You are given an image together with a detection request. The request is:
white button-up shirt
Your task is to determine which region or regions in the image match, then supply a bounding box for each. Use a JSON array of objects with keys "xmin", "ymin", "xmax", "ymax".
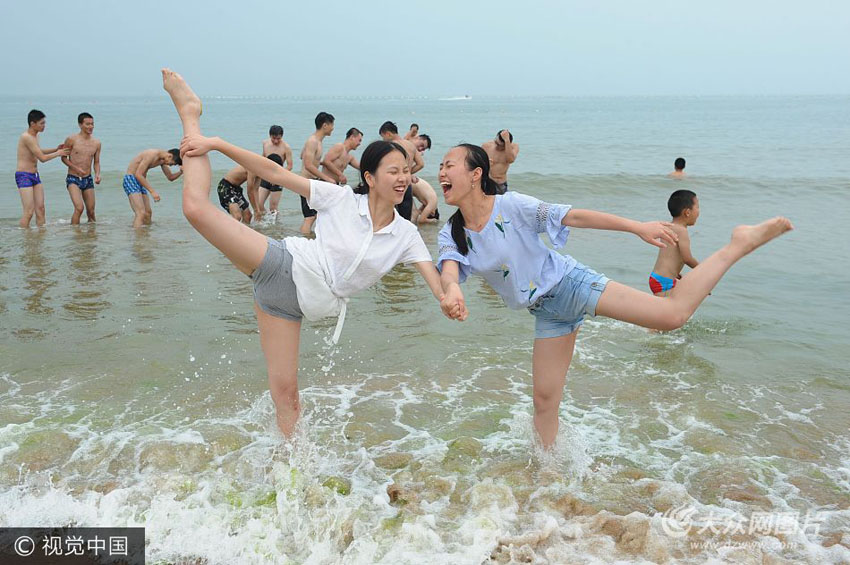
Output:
[{"xmin": 285, "ymin": 180, "xmax": 432, "ymax": 330}]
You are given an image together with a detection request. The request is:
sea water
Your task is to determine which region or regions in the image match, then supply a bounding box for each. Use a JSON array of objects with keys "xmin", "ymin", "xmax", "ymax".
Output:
[{"xmin": 1, "ymin": 94, "xmax": 848, "ymax": 563}]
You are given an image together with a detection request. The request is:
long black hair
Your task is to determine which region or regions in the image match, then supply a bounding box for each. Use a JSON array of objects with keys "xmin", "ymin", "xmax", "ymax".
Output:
[
  {"xmin": 449, "ymin": 143, "xmax": 498, "ymax": 255},
  {"xmin": 353, "ymin": 140, "xmax": 408, "ymax": 194}
]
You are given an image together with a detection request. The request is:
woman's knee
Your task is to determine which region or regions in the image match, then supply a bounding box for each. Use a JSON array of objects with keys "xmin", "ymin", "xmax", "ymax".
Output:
[{"xmin": 533, "ymin": 388, "xmax": 563, "ymax": 413}]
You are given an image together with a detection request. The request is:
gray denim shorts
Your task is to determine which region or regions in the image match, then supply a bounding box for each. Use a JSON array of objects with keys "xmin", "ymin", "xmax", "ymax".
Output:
[
  {"xmin": 250, "ymin": 238, "xmax": 303, "ymax": 321},
  {"xmin": 527, "ymin": 261, "xmax": 609, "ymax": 339}
]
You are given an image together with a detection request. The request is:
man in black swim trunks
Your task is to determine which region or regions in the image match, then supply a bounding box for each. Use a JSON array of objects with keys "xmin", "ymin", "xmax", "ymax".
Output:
[
  {"xmin": 256, "ymin": 125, "xmax": 293, "ymax": 217},
  {"xmin": 216, "ymin": 163, "xmax": 254, "ymax": 224},
  {"xmin": 482, "ymin": 129, "xmax": 519, "ymax": 194},
  {"xmin": 297, "ymin": 112, "xmax": 336, "ymax": 234}
]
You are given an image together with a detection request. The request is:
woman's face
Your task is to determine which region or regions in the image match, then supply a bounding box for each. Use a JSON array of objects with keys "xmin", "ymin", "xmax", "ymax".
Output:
[
  {"xmin": 439, "ymin": 146, "xmax": 478, "ymax": 206},
  {"xmin": 368, "ymin": 150, "xmax": 410, "ymax": 205}
]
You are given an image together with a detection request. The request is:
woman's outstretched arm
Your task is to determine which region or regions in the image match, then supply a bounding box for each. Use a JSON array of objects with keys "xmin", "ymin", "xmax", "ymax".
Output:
[
  {"xmin": 181, "ymin": 134, "xmax": 311, "ymax": 198},
  {"xmin": 563, "ymin": 208, "xmax": 678, "ymax": 249}
]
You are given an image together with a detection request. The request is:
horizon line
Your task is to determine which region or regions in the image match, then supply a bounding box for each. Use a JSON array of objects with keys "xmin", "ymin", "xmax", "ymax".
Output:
[{"xmin": 1, "ymin": 92, "xmax": 849, "ymax": 100}]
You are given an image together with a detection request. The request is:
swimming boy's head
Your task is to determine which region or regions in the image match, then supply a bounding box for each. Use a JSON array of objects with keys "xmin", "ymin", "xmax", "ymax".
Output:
[
  {"xmin": 668, "ymin": 189, "xmax": 699, "ymax": 225},
  {"xmin": 353, "ymin": 140, "xmax": 409, "ymax": 206},
  {"xmin": 674, "ymin": 157, "xmax": 686, "ymax": 171},
  {"xmin": 27, "ymin": 109, "xmax": 46, "ymax": 131},
  {"xmin": 167, "ymin": 148, "xmax": 182, "ymax": 167},
  {"xmin": 78, "ymin": 112, "xmax": 94, "ymax": 134},
  {"xmin": 315, "ymin": 112, "xmax": 334, "ymax": 135},
  {"xmin": 409, "ymin": 123, "xmax": 419, "ymax": 135},
  {"xmin": 378, "ymin": 121, "xmax": 398, "ymax": 140},
  {"xmin": 267, "ymin": 153, "xmax": 283, "ymax": 166},
  {"xmin": 269, "ymin": 125, "xmax": 283, "ymax": 143}
]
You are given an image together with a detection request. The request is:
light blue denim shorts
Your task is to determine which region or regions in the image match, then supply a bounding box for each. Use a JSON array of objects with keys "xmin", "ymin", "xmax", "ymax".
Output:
[{"xmin": 527, "ymin": 262, "xmax": 609, "ymax": 339}]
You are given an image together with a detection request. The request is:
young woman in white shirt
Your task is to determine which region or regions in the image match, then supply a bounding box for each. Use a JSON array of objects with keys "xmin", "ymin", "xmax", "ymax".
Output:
[
  {"xmin": 162, "ymin": 69, "xmax": 465, "ymax": 438},
  {"xmin": 437, "ymin": 144, "xmax": 793, "ymax": 448}
]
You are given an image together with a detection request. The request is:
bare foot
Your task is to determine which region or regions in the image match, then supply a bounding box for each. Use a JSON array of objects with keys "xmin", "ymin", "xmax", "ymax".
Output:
[
  {"xmin": 161, "ymin": 68, "xmax": 202, "ymax": 122},
  {"xmin": 731, "ymin": 217, "xmax": 794, "ymax": 255}
]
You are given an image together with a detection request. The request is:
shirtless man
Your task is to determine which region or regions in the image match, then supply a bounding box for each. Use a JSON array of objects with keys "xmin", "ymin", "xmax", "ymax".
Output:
[
  {"xmin": 320, "ymin": 127, "xmax": 362, "ymax": 185},
  {"xmin": 413, "ymin": 134, "xmax": 431, "ymax": 154},
  {"xmin": 256, "ymin": 125, "xmax": 294, "ymax": 217},
  {"xmin": 409, "ymin": 134, "xmax": 438, "ymax": 224},
  {"xmin": 403, "ymin": 123, "xmax": 419, "ymax": 141},
  {"xmin": 298, "ymin": 111, "xmax": 336, "ymax": 234},
  {"xmin": 216, "ymin": 164, "xmax": 255, "ymax": 224},
  {"xmin": 378, "ymin": 121, "xmax": 423, "ymax": 221},
  {"xmin": 411, "ymin": 178, "xmax": 440, "ymax": 225},
  {"xmin": 62, "ymin": 112, "xmax": 102, "ymax": 224},
  {"xmin": 482, "ymin": 129, "xmax": 519, "ymax": 194},
  {"xmin": 122, "ymin": 148, "xmax": 182, "ymax": 228},
  {"xmin": 15, "ymin": 109, "xmax": 70, "ymax": 227}
]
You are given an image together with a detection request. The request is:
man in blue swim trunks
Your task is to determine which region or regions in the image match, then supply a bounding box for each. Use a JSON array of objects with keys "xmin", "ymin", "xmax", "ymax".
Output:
[
  {"xmin": 123, "ymin": 148, "xmax": 182, "ymax": 228},
  {"xmin": 62, "ymin": 112, "xmax": 102, "ymax": 224},
  {"xmin": 15, "ymin": 109, "xmax": 70, "ymax": 227}
]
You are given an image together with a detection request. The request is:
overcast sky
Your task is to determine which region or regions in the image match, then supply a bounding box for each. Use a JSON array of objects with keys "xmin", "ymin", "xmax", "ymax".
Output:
[{"xmin": 2, "ymin": 0, "xmax": 848, "ymax": 97}]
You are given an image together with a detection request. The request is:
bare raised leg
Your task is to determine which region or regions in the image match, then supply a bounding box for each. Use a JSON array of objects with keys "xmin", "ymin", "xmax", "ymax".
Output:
[
  {"xmin": 162, "ymin": 69, "xmax": 202, "ymax": 136},
  {"xmin": 596, "ymin": 217, "xmax": 794, "ymax": 330},
  {"xmin": 256, "ymin": 305, "xmax": 302, "ymax": 437},
  {"xmin": 532, "ymin": 331, "xmax": 578, "ymax": 448},
  {"xmin": 162, "ymin": 68, "xmax": 267, "ymax": 275}
]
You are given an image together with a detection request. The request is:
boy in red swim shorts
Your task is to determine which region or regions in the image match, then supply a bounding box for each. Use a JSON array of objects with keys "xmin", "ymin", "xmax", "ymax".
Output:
[{"xmin": 650, "ymin": 189, "xmax": 701, "ymax": 296}]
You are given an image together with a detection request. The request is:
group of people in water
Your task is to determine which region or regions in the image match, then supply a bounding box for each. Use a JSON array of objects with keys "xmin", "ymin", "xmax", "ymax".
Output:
[
  {"xmin": 13, "ymin": 69, "xmax": 794, "ymax": 448},
  {"xmin": 14, "ymin": 104, "xmax": 521, "ymax": 235},
  {"xmin": 14, "ymin": 109, "xmax": 185, "ymax": 229}
]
